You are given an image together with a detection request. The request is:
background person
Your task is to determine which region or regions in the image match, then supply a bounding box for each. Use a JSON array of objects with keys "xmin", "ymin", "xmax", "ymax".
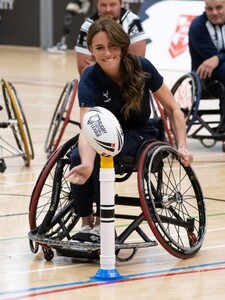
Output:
[
  {"xmin": 75, "ymin": 0, "xmax": 147, "ymax": 74},
  {"xmin": 48, "ymin": 0, "xmax": 91, "ymax": 54},
  {"xmin": 66, "ymin": 19, "xmax": 193, "ymax": 243},
  {"xmin": 188, "ymin": 0, "xmax": 225, "ymax": 132}
]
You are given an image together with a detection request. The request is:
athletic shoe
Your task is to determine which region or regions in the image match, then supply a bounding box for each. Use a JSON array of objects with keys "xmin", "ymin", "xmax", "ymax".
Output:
[
  {"xmin": 90, "ymin": 225, "xmax": 100, "ymax": 236},
  {"xmin": 71, "ymin": 225, "xmax": 100, "ymax": 244},
  {"xmin": 79, "ymin": 0, "xmax": 91, "ymax": 14},
  {"xmin": 47, "ymin": 43, "xmax": 67, "ymax": 54}
]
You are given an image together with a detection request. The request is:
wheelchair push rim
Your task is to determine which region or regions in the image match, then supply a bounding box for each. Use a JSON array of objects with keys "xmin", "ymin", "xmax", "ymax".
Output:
[{"xmin": 137, "ymin": 142, "xmax": 206, "ymax": 259}]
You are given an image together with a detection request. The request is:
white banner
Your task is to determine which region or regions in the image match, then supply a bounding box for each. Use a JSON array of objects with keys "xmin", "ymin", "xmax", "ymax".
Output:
[{"xmin": 142, "ymin": 1, "xmax": 204, "ymax": 73}]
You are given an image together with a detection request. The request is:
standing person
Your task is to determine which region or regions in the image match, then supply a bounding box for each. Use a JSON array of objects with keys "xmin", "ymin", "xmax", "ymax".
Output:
[
  {"xmin": 66, "ymin": 19, "xmax": 193, "ymax": 243},
  {"xmin": 75, "ymin": 0, "xmax": 147, "ymax": 74},
  {"xmin": 188, "ymin": 0, "xmax": 225, "ymax": 132},
  {"xmin": 48, "ymin": 0, "xmax": 91, "ymax": 54}
]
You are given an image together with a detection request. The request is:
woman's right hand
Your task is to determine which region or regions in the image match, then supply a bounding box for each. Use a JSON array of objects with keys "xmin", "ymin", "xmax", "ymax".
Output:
[{"xmin": 66, "ymin": 162, "xmax": 94, "ymax": 185}]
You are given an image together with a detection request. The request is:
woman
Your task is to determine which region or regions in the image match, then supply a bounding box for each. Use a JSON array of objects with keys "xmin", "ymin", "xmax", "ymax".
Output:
[{"xmin": 66, "ymin": 18, "xmax": 193, "ymax": 243}]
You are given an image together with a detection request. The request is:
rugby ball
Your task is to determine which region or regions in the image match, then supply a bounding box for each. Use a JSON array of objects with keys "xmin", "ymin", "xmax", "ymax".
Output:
[{"xmin": 83, "ymin": 107, "xmax": 124, "ymax": 157}]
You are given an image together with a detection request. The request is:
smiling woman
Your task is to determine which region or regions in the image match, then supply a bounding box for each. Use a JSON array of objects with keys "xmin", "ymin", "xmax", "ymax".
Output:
[
  {"xmin": 65, "ymin": 18, "xmax": 193, "ymax": 242},
  {"xmin": 89, "ymin": 30, "xmax": 123, "ymax": 84}
]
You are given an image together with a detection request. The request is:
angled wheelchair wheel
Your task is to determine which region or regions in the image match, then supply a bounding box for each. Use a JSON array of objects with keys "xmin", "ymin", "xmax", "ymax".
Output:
[
  {"xmin": 138, "ymin": 142, "xmax": 206, "ymax": 259},
  {"xmin": 29, "ymin": 135, "xmax": 80, "ymax": 253},
  {"xmin": 150, "ymin": 96, "xmax": 174, "ymax": 147},
  {"xmin": 45, "ymin": 79, "xmax": 79, "ymax": 156},
  {"xmin": 2, "ymin": 79, "xmax": 34, "ymax": 166},
  {"xmin": 171, "ymin": 72, "xmax": 201, "ymax": 133}
]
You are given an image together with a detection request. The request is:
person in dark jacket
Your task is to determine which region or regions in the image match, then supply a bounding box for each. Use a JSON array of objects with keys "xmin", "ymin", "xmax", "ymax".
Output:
[{"xmin": 188, "ymin": 0, "xmax": 225, "ymax": 132}]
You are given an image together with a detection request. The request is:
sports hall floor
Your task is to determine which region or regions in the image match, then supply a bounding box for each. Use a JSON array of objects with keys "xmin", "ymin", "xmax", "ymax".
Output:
[{"xmin": 0, "ymin": 46, "xmax": 225, "ymax": 299}]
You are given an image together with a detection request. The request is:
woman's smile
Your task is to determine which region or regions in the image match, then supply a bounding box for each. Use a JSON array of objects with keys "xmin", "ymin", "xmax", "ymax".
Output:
[{"xmin": 90, "ymin": 32, "xmax": 121, "ymax": 75}]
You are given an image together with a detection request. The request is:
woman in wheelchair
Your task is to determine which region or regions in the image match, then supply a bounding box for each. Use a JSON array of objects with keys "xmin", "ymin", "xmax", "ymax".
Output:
[{"xmin": 65, "ymin": 19, "xmax": 193, "ymax": 243}]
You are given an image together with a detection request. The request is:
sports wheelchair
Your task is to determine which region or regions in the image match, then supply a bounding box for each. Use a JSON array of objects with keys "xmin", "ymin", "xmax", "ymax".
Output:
[
  {"xmin": 28, "ymin": 118, "xmax": 206, "ymax": 262},
  {"xmin": 45, "ymin": 79, "xmax": 79, "ymax": 157},
  {"xmin": 171, "ymin": 71, "xmax": 225, "ymax": 151},
  {"xmin": 0, "ymin": 79, "xmax": 34, "ymax": 172}
]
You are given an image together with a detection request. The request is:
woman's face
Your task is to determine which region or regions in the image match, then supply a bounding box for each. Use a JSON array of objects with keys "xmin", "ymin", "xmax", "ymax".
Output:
[{"xmin": 90, "ymin": 31, "xmax": 122, "ymax": 74}]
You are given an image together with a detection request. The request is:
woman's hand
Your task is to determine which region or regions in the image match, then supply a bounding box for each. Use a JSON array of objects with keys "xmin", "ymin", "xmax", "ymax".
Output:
[
  {"xmin": 66, "ymin": 163, "xmax": 94, "ymax": 185},
  {"xmin": 177, "ymin": 147, "xmax": 193, "ymax": 166}
]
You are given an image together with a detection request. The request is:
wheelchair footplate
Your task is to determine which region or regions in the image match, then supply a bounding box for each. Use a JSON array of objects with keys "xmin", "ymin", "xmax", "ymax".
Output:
[{"xmin": 28, "ymin": 230, "xmax": 158, "ymax": 261}]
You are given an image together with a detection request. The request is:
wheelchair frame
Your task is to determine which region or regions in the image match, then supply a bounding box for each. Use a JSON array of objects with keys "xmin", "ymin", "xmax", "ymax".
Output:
[
  {"xmin": 45, "ymin": 79, "xmax": 79, "ymax": 157},
  {"xmin": 0, "ymin": 79, "xmax": 34, "ymax": 172},
  {"xmin": 171, "ymin": 71, "xmax": 225, "ymax": 151},
  {"xmin": 28, "ymin": 129, "xmax": 206, "ymax": 262}
]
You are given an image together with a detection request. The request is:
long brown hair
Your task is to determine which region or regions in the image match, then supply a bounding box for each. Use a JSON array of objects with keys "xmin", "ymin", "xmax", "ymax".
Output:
[{"xmin": 87, "ymin": 18, "xmax": 149, "ymax": 119}]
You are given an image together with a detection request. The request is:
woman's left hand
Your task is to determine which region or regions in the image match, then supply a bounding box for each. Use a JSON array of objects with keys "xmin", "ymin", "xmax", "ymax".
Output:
[{"xmin": 177, "ymin": 147, "xmax": 193, "ymax": 166}]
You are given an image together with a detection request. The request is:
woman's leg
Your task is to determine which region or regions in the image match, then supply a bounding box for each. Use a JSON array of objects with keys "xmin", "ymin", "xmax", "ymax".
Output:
[{"xmin": 70, "ymin": 147, "xmax": 100, "ymax": 227}]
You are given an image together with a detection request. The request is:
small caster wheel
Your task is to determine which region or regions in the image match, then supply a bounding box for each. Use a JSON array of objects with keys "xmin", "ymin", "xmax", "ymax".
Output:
[
  {"xmin": 29, "ymin": 238, "xmax": 39, "ymax": 254},
  {"xmin": 43, "ymin": 246, "xmax": 54, "ymax": 261},
  {"xmin": 222, "ymin": 142, "xmax": 225, "ymax": 152},
  {"xmin": 0, "ymin": 159, "xmax": 7, "ymax": 173},
  {"xmin": 188, "ymin": 231, "xmax": 197, "ymax": 246}
]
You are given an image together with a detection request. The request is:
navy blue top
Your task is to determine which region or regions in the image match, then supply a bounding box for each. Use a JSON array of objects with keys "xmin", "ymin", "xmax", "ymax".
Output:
[
  {"xmin": 78, "ymin": 56, "xmax": 163, "ymax": 131},
  {"xmin": 188, "ymin": 12, "xmax": 225, "ymax": 71}
]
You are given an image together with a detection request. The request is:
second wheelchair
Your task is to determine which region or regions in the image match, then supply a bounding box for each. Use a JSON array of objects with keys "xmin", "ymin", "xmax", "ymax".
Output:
[{"xmin": 171, "ymin": 71, "xmax": 225, "ymax": 151}]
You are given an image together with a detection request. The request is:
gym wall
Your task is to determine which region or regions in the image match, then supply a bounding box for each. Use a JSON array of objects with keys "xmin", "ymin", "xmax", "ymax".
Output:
[{"xmin": 0, "ymin": 0, "xmax": 142, "ymax": 48}]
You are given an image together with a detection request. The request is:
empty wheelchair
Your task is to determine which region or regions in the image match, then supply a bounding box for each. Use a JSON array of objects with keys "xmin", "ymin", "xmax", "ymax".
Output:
[
  {"xmin": 0, "ymin": 79, "xmax": 34, "ymax": 172},
  {"xmin": 28, "ymin": 117, "xmax": 206, "ymax": 262},
  {"xmin": 45, "ymin": 79, "xmax": 79, "ymax": 157},
  {"xmin": 171, "ymin": 71, "xmax": 225, "ymax": 151}
]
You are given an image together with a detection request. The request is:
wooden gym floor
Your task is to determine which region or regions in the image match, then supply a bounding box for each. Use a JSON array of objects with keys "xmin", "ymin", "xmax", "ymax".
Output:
[{"xmin": 0, "ymin": 46, "xmax": 225, "ymax": 300}]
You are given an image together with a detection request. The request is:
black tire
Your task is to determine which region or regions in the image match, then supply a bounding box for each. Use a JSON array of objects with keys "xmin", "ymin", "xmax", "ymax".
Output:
[
  {"xmin": 138, "ymin": 142, "xmax": 206, "ymax": 259},
  {"xmin": 150, "ymin": 96, "xmax": 175, "ymax": 147},
  {"xmin": 29, "ymin": 135, "xmax": 80, "ymax": 240},
  {"xmin": 2, "ymin": 79, "xmax": 34, "ymax": 165},
  {"xmin": 171, "ymin": 72, "xmax": 201, "ymax": 133},
  {"xmin": 45, "ymin": 79, "xmax": 78, "ymax": 156}
]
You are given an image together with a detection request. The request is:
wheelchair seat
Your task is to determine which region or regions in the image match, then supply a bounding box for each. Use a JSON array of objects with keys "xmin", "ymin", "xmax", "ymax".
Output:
[
  {"xmin": 28, "ymin": 117, "xmax": 206, "ymax": 262},
  {"xmin": 171, "ymin": 71, "xmax": 225, "ymax": 151}
]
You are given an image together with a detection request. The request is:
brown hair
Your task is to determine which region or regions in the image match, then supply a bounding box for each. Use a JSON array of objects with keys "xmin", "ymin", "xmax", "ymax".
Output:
[{"xmin": 87, "ymin": 18, "xmax": 149, "ymax": 119}]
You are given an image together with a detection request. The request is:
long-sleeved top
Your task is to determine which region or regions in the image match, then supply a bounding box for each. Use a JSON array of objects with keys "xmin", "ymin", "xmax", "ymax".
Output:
[{"xmin": 188, "ymin": 11, "xmax": 225, "ymax": 71}]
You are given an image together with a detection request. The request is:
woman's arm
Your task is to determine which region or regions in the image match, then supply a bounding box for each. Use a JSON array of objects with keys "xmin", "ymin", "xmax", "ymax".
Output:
[
  {"xmin": 66, "ymin": 107, "xmax": 96, "ymax": 184},
  {"xmin": 153, "ymin": 83, "xmax": 193, "ymax": 166}
]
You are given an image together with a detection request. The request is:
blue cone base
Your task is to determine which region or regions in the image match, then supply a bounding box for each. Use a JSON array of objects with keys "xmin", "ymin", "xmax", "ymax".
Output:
[{"xmin": 91, "ymin": 268, "xmax": 124, "ymax": 281}]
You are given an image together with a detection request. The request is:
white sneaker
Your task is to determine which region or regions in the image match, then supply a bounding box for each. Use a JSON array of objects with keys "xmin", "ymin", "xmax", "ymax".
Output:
[
  {"xmin": 90, "ymin": 225, "xmax": 100, "ymax": 236},
  {"xmin": 79, "ymin": 225, "xmax": 92, "ymax": 233},
  {"xmin": 66, "ymin": 0, "xmax": 90, "ymax": 14},
  {"xmin": 71, "ymin": 225, "xmax": 100, "ymax": 244},
  {"xmin": 47, "ymin": 43, "xmax": 67, "ymax": 54},
  {"xmin": 79, "ymin": 0, "xmax": 91, "ymax": 14}
]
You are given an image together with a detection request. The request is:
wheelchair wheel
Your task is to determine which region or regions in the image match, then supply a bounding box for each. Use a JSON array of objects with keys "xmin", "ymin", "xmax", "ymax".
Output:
[
  {"xmin": 171, "ymin": 72, "xmax": 201, "ymax": 133},
  {"xmin": 45, "ymin": 79, "xmax": 79, "ymax": 156},
  {"xmin": 29, "ymin": 135, "xmax": 80, "ymax": 248},
  {"xmin": 2, "ymin": 79, "xmax": 34, "ymax": 166},
  {"xmin": 138, "ymin": 142, "xmax": 206, "ymax": 259},
  {"xmin": 150, "ymin": 96, "xmax": 174, "ymax": 147}
]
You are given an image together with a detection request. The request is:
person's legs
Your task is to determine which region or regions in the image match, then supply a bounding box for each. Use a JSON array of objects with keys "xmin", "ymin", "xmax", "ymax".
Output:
[
  {"xmin": 70, "ymin": 126, "xmax": 158, "ymax": 242},
  {"xmin": 70, "ymin": 146, "xmax": 100, "ymax": 226},
  {"xmin": 48, "ymin": 0, "xmax": 91, "ymax": 53}
]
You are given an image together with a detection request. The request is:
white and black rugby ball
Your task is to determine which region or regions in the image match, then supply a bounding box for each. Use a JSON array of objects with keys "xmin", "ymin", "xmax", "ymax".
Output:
[{"xmin": 83, "ymin": 107, "xmax": 124, "ymax": 157}]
